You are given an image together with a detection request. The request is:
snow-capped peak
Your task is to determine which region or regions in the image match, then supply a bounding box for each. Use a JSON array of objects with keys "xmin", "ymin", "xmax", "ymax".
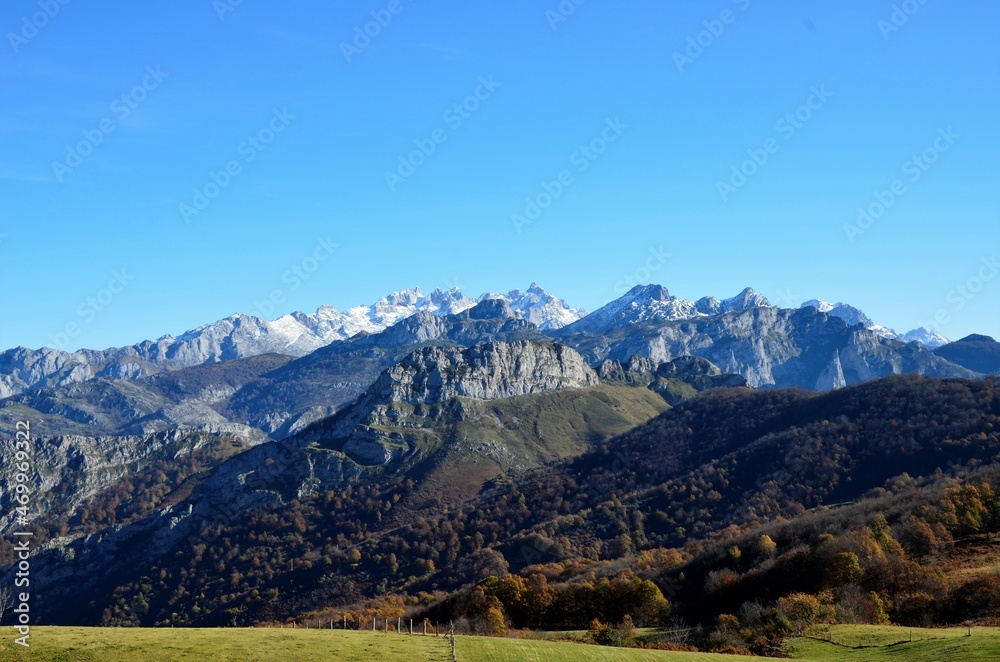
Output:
[
  {"xmin": 800, "ymin": 300, "xmax": 949, "ymax": 347},
  {"xmin": 722, "ymin": 287, "xmax": 772, "ymax": 312},
  {"xmin": 801, "ymin": 299, "xmax": 835, "ymax": 313},
  {"xmin": 561, "ymin": 284, "xmax": 700, "ymax": 334},
  {"xmin": 801, "ymin": 300, "xmax": 874, "ymax": 328},
  {"xmin": 478, "ymin": 283, "xmax": 586, "ymax": 331},
  {"xmin": 900, "ymin": 327, "xmax": 950, "ymax": 348}
]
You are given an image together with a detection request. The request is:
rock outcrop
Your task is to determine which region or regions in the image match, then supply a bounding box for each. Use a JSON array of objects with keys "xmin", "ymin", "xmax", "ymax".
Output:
[{"xmin": 372, "ymin": 341, "xmax": 598, "ymax": 406}]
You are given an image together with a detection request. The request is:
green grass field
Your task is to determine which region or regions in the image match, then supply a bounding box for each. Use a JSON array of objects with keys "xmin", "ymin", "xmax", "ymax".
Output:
[
  {"xmin": 789, "ymin": 624, "xmax": 1000, "ymax": 661},
  {"xmin": 0, "ymin": 627, "xmax": 728, "ymax": 661},
  {"xmin": 0, "ymin": 625, "xmax": 996, "ymax": 661}
]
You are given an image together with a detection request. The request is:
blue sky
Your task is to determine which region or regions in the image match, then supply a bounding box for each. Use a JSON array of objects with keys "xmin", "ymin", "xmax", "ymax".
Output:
[{"xmin": 1, "ymin": 0, "xmax": 998, "ymax": 351}]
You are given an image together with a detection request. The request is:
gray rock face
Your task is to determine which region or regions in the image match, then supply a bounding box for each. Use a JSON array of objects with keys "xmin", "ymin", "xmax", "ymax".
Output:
[
  {"xmin": 372, "ymin": 341, "xmax": 598, "ymax": 405},
  {"xmin": 801, "ymin": 299, "xmax": 873, "ymax": 327},
  {"xmin": 0, "ymin": 354, "xmax": 293, "ymax": 438},
  {"xmin": 558, "ymin": 306, "xmax": 977, "ymax": 389},
  {"xmin": 0, "ymin": 426, "xmax": 267, "ymax": 528},
  {"xmin": 654, "ymin": 355, "xmax": 747, "ymax": 388},
  {"xmin": 0, "ymin": 285, "xmax": 583, "ymax": 398},
  {"xmin": 222, "ymin": 300, "xmax": 552, "ymax": 425},
  {"xmin": 0, "ymin": 346, "xmax": 94, "ymax": 398},
  {"xmin": 280, "ymin": 340, "xmax": 599, "ymax": 469},
  {"xmin": 598, "ymin": 354, "xmax": 747, "ymax": 397}
]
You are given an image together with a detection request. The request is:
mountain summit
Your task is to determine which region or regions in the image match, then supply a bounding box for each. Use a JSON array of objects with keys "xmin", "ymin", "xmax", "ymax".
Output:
[
  {"xmin": 478, "ymin": 282, "xmax": 586, "ymax": 331},
  {"xmin": 560, "ymin": 285, "xmax": 772, "ymax": 336},
  {"xmin": 800, "ymin": 300, "xmax": 949, "ymax": 347}
]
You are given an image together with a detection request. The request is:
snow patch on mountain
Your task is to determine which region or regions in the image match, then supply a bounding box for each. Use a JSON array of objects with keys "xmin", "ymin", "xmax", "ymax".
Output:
[
  {"xmin": 800, "ymin": 300, "xmax": 948, "ymax": 347},
  {"xmin": 479, "ymin": 282, "xmax": 586, "ymax": 330},
  {"xmin": 0, "ymin": 285, "xmax": 582, "ymax": 396},
  {"xmin": 900, "ymin": 328, "xmax": 950, "ymax": 348},
  {"xmin": 562, "ymin": 285, "xmax": 772, "ymax": 335},
  {"xmin": 801, "ymin": 300, "xmax": 874, "ymax": 328},
  {"xmin": 274, "ymin": 287, "xmax": 478, "ymax": 348}
]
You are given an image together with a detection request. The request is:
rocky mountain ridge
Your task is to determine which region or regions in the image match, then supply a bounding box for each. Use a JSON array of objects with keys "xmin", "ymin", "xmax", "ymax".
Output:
[
  {"xmin": 0, "ymin": 284, "xmax": 582, "ymax": 399},
  {"xmin": 801, "ymin": 299, "xmax": 949, "ymax": 347},
  {"xmin": 2, "ymin": 283, "xmax": 957, "ymax": 399},
  {"xmin": 554, "ymin": 303, "xmax": 974, "ymax": 389}
]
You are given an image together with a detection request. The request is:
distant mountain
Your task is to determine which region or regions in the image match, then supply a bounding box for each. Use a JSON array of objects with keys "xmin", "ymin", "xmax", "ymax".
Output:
[
  {"xmin": 561, "ymin": 285, "xmax": 771, "ymax": 335},
  {"xmin": 269, "ymin": 287, "xmax": 477, "ymax": 351},
  {"xmin": 479, "ymin": 282, "xmax": 585, "ymax": 330},
  {"xmin": 933, "ymin": 334, "xmax": 1000, "ymax": 374},
  {"xmin": 0, "ymin": 283, "xmax": 986, "ymax": 404},
  {"xmin": 900, "ymin": 327, "xmax": 951, "ymax": 348},
  {"xmin": 555, "ymin": 302, "xmax": 976, "ymax": 389},
  {"xmin": 800, "ymin": 299, "xmax": 874, "ymax": 327},
  {"xmin": 220, "ymin": 298, "xmax": 552, "ymax": 435},
  {"xmin": 697, "ymin": 287, "xmax": 773, "ymax": 315},
  {"xmin": 0, "ymin": 354, "xmax": 292, "ymax": 438},
  {"xmin": 0, "ymin": 284, "xmax": 581, "ymax": 398},
  {"xmin": 800, "ymin": 300, "xmax": 949, "ymax": 347}
]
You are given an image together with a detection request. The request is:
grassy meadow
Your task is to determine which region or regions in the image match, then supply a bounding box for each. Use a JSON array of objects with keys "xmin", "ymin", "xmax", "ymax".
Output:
[{"xmin": 0, "ymin": 625, "xmax": 996, "ymax": 661}]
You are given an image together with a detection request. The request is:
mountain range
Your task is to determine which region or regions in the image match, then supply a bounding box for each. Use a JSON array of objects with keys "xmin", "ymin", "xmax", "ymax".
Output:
[
  {"xmin": 3, "ymin": 283, "xmax": 995, "ymax": 447},
  {"xmin": 1, "ymin": 281, "xmax": 999, "ymax": 633},
  {"xmin": 0, "ymin": 283, "xmax": 958, "ymax": 400},
  {"xmin": 0, "ymin": 284, "xmax": 578, "ymax": 399}
]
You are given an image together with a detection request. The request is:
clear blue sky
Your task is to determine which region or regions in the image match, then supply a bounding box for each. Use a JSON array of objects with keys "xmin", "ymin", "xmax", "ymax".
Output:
[{"xmin": 2, "ymin": 0, "xmax": 998, "ymax": 351}]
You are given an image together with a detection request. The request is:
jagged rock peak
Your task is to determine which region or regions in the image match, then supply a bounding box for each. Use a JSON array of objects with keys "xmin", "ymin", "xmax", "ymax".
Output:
[
  {"xmin": 801, "ymin": 300, "xmax": 948, "ymax": 346},
  {"xmin": 478, "ymin": 282, "xmax": 586, "ymax": 330},
  {"xmin": 459, "ymin": 298, "xmax": 516, "ymax": 320},
  {"xmin": 628, "ymin": 284, "xmax": 674, "ymax": 301},
  {"xmin": 801, "ymin": 299, "xmax": 874, "ymax": 327},
  {"xmin": 723, "ymin": 287, "xmax": 772, "ymax": 311},
  {"xmin": 695, "ymin": 296, "xmax": 721, "ymax": 315}
]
